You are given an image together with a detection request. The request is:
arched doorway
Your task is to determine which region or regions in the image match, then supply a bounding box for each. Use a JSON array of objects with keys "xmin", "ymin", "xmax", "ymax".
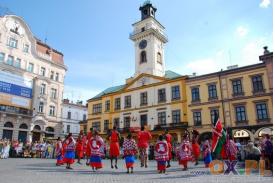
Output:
[
  {"xmin": 45, "ymin": 127, "xmax": 55, "ymax": 138},
  {"xmin": 2, "ymin": 122, "xmax": 14, "ymax": 140},
  {"xmin": 258, "ymin": 127, "xmax": 273, "ymax": 138},
  {"xmin": 18, "ymin": 123, "xmax": 28, "ymax": 143},
  {"xmin": 32, "ymin": 125, "xmax": 41, "ymax": 142},
  {"xmin": 233, "ymin": 129, "xmax": 251, "ymax": 144}
]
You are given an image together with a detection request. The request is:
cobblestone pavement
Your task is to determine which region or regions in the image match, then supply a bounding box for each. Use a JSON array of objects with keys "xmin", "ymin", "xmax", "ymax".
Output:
[{"xmin": 0, "ymin": 158, "xmax": 272, "ymax": 183}]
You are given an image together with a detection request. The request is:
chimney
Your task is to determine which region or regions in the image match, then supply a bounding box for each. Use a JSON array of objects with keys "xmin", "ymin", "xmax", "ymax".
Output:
[
  {"xmin": 63, "ymin": 99, "xmax": 69, "ymax": 104},
  {"xmin": 263, "ymin": 46, "xmax": 270, "ymax": 55}
]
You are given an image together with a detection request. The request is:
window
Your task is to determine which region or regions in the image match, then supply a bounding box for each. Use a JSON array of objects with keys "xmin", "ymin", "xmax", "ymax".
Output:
[
  {"xmin": 55, "ymin": 73, "xmax": 59, "ymax": 81},
  {"xmin": 208, "ymin": 84, "xmax": 217, "ymax": 99},
  {"xmin": 141, "ymin": 27, "xmax": 145, "ymax": 32},
  {"xmin": 114, "ymin": 98, "xmax": 121, "ymax": 110},
  {"xmin": 27, "ymin": 63, "xmax": 34, "ymax": 72},
  {"xmin": 92, "ymin": 122, "xmax": 101, "ymax": 131},
  {"xmin": 124, "ymin": 116, "xmax": 131, "ymax": 128},
  {"xmin": 191, "ymin": 87, "xmax": 200, "ymax": 102},
  {"xmin": 232, "ymin": 79, "xmax": 243, "ymax": 96},
  {"xmin": 124, "ymin": 95, "xmax": 131, "ymax": 108},
  {"xmin": 66, "ymin": 125, "xmax": 70, "ymax": 133},
  {"xmin": 49, "ymin": 105, "xmax": 56, "ymax": 116},
  {"xmin": 235, "ymin": 106, "xmax": 247, "ymax": 122},
  {"xmin": 23, "ymin": 44, "xmax": 29, "ymax": 53},
  {"xmin": 252, "ymin": 75, "xmax": 264, "ymax": 93},
  {"xmin": 92, "ymin": 103, "xmax": 102, "ymax": 114},
  {"xmin": 14, "ymin": 58, "xmax": 21, "ymax": 68},
  {"xmin": 158, "ymin": 111, "xmax": 166, "ymax": 125},
  {"xmin": 157, "ymin": 52, "xmax": 162, "ymax": 64},
  {"xmin": 51, "ymin": 88, "xmax": 57, "ymax": 99},
  {"xmin": 114, "ymin": 118, "xmax": 120, "ymax": 128},
  {"xmin": 67, "ymin": 112, "xmax": 71, "ymax": 119},
  {"xmin": 8, "ymin": 38, "xmax": 18, "ymax": 48},
  {"xmin": 50, "ymin": 71, "xmax": 54, "ymax": 80},
  {"xmin": 7, "ymin": 55, "xmax": 14, "ymax": 65},
  {"xmin": 40, "ymin": 84, "xmax": 46, "ymax": 95},
  {"xmin": 256, "ymin": 103, "xmax": 268, "ymax": 121},
  {"xmin": 38, "ymin": 102, "xmax": 44, "ymax": 113},
  {"xmin": 105, "ymin": 100, "xmax": 110, "ymax": 112},
  {"xmin": 210, "ymin": 109, "xmax": 219, "ymax": 124},
  {"xmin": 0, "ymin": 52, "xmax": 5, "ymax": 62},
  {"xmin": 140, "ymin": 92, "xmax": 148, "ymax": 106},
  {"xmin": 172, "ymin": 110, "xmax": 181, "ymax": 123},
  {"xmin": 140, "ymin": 114, "xmax": 147, "ymax": 127},
  {"xmin": 171, "ymin": 85, "xmax": 180, "ymax": 100},
  {"xmin": 104, "ymin": 120, "xmax": 109, "ymax": 131},
  {"xmin": 140, "ymin": 51, "xmax": 147, "ymax": 63},
  {"xmin": 83, "ymin": 114, "xmax": 86, "ymax": 120},
  {"xmin": 158, "ymin": 88, "xmax": 166, "ymax": 103},
  {"xmin": 193, "ymin": 111, "xmax": 202, "ymax": 126},
  {"xmin": 40, "ymin": 67, "xmax": 46, "ymax": 76}
]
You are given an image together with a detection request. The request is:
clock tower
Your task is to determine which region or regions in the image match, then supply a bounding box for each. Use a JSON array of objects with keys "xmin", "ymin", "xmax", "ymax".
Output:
[{"xmin": 130, "ymin": 1, "xmax": 168, "ymax": 77}]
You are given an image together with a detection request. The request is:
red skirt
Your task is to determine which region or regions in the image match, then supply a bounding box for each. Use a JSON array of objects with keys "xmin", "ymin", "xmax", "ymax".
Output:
[
  {"xmin": 192, "ymin": 143, "xmax": 200, "ymax": 158},
  {"xmin": 76, "ymin": 150, "xmax": 83, "ymax": 158},
  {"xmin": 157, "ymin": 161, "xmax": 166, "ymax": 171},
  {"xmin": 168, "ymin": 143, "xmax": 172, "ymax": 160},
  {"xmin": 109, "ymin": 142, "xmax": 120, "ymax": 157}
]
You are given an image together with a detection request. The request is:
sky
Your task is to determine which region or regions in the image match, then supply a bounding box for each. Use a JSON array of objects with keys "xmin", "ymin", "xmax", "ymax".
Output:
[{"xmin": 0, "ymin": 0, "xmax": 273, "ymax": 103}]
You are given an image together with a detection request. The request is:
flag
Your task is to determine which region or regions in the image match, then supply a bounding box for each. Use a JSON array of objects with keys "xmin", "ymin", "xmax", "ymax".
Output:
[{"xmin": 211, "ymin": 111, "xmax": 226, "ymax": 155}]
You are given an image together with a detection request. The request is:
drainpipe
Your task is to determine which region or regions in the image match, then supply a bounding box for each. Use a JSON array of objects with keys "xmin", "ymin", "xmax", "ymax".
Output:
[{"xmin": 218, "ymin": 70, "xmax": 226, "ymax": 127}]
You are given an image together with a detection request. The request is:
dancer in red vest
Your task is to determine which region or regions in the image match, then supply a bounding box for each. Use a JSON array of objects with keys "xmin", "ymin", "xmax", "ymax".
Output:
[
  {"xmin": 76, "ymin": 132, "xmax": 84, "ymax": 164},
  {"xmin": 191, "ymin": 129, "xmax": 200, "ymax": 165},
  {"xmin": 137, "ymin": 126, "xmax": 152, "ymax": 168},
  {"xmin": 63, "ymin": 133, "xmax": 76, "ymax": 169},
  {"xmin": 108, "ymin": 126, "xmax": 120, "ymax": 169},
  {"xmin": 87, "ymin": 130, "xmax": 105, "ymax": 171},
  {"xmin": 163, "ymin": 129, "xmax": 172, "ymax": 168},
  {"xmin": 55, "ymin": 137, "xmax": 63, "ymax": 166},
  {"xmin": 155, "ymin": 135, "xmax": 169, "ymax": 174}
]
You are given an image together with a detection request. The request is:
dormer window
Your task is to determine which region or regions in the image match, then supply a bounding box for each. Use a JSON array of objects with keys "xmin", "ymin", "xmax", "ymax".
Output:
[{"xmin": 140, "ymin": 51, "xmax": 147, "ymax": 64}]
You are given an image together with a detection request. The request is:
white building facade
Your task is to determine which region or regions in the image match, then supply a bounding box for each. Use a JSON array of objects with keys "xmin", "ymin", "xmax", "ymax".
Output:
[
  {"xmin": 0, "ymin": 15, "xmax": 67, "ymax": 142},
  {"xmin": 61, "ymin": 99, "xmax": 87, "ymax": 137}
]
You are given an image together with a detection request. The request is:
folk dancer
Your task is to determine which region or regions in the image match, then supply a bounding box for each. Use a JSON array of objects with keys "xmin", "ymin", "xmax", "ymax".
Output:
[
  {"xmin": 155, "ymin": 135, "xmax": 169, "ymax": 174},
  {"xmin": 202, "ymin": 139, "xmax": 212, "ymax": 168},
  {"xmin": 191, "ymin": 129, "xmax": 200, "ymax": 165},
  {"xmin": 85, "ymin": 128, "xmax": 93, "ymax": 165},
  {"xmin": 108, "ymin": 126, "xmax": 120, "ymax": 169},
  {"xmin": 76, "ymin": 132, "xmax": 84, "ymax": 164},
  {"xmin": 55, "ymin": 137, "xmax": 63, "ymax": 166},
  {"xmin": 87, "ymin": 130, "xmax": 105, "ymax": 171},
  {"xmin": 122, "ymin": 133, "xmax": 138, "ymax": 173},
  {"xmin": 177, "ymin": 132, "xmax": 192, "ymax": 171},
  {"xmin": 63, "ymin": 133, "xmax": 76, "ymax": 169},
  {"xmin": 163, "ymin": 129, "xmax": 172, "ymax": 168},
  {"xmin": 137, "ymin": 126, "xmax": 152, "ymax": 168}
]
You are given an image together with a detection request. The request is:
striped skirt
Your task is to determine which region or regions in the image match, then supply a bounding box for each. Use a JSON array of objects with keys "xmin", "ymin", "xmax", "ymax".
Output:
[
  {"xmin": 90, "ymin": 156, "xmax": 103, "ymax": 169},
  {"xmin": 63, "ymin": 151, "xmax": 75, "ymax": 164},
  {"xmin": 157, "ymin": 160, "xmax": 166, "ymax": 171},
  {"xmin": 125, "ymin": 155, "xmax": 135, "ymax": 168}
]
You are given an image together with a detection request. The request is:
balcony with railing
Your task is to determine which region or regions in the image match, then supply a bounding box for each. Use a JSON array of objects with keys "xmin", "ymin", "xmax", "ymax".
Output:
[{"xmin": 154, "ymin": 122, "xmax": 188, "ymax": 130}]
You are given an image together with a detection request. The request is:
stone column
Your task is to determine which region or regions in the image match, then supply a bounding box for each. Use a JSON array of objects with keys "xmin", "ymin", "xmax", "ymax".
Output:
[{"xmin": 177, "ymin": 132, "xmax": 182, "ymax": 143}]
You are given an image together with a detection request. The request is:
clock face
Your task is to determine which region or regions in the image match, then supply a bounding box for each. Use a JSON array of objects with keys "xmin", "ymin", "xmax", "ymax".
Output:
[{"xmin": 139, "ymin": 40, "xmax": 147, "ymax": 49}]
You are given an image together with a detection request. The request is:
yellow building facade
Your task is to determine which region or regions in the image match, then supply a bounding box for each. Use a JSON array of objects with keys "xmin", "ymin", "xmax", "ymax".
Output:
[{"xmin": 186, "ymin": 50, "xmax": 273, "ymax": 143}]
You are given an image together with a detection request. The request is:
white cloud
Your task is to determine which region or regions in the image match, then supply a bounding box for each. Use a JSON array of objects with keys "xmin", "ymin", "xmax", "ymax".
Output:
[
  {"xmin": 240, "ymin": 38, "xmax": 267, "ymax": 66},
  {"xmin": 186, "ymin": 58, "xmax": 220, "ymax": 75},
  {"xmin": 236, "ymin": 26, "xmax": 248, "ymax": 37},
  {"xmin": 259, "ymin": 0, "xmax": 271, "ymax": 8},
  {"xmin": 63, "ymin": 85, "xmax": 102, "ymax": 104}
]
